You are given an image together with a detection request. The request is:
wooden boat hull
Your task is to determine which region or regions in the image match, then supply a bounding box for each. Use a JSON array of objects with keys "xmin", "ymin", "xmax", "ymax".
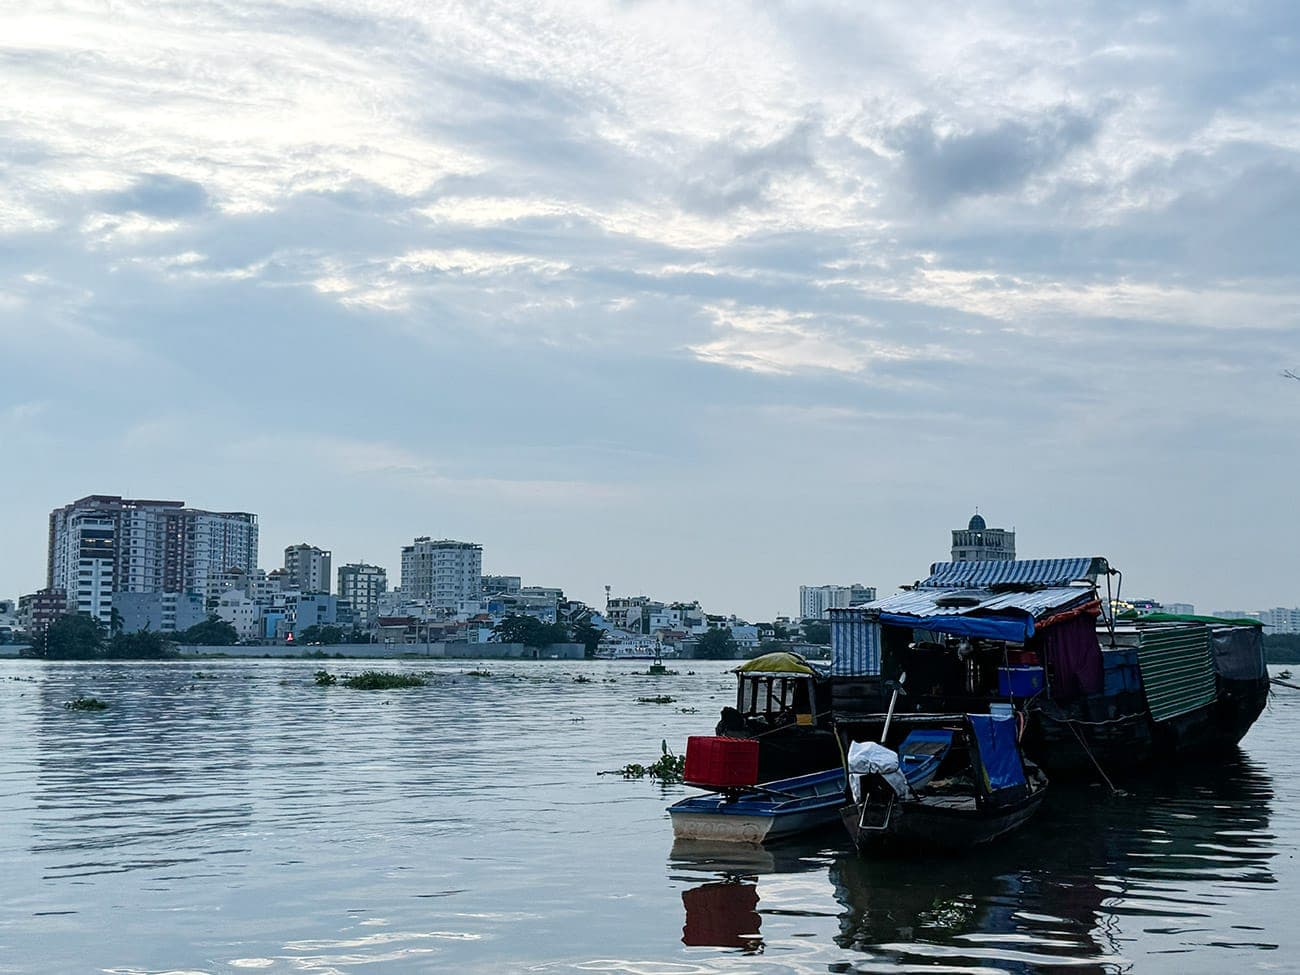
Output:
[
  {"xmin": 840, "ymin": 781, "xmax": 1047, "ymax": 853},
  {"xmin": 669, "ymin": 769, "xmax": 847, "ymax": 845}
]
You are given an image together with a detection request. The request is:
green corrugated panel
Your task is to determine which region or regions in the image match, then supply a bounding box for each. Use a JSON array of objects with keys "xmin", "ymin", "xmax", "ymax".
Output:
[{"xmin": 1136, "ymin": 626, "xmax": 1217, "ymax": 722}]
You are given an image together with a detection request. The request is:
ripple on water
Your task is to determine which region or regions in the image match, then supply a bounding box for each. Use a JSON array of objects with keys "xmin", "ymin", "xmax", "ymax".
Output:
[{"xmin": 0, "ymin": 660, "xmax": 1295, "ymax": 974}]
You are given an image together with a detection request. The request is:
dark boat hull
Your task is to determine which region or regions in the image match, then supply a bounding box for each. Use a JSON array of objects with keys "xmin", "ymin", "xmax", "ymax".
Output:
[
  {"xmin": 1025, "ymin": 675, "xmax": 1270, "ymax": 776},
  {"xmin": 840, "ymin": 783, "xmax": 1047, "ymax": 853}
]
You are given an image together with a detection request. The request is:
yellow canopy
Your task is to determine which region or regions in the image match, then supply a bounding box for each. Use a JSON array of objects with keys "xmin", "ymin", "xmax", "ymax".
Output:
[{"xmin": 735, "ymin": 652, "xmax": 817, "ymax": 675}]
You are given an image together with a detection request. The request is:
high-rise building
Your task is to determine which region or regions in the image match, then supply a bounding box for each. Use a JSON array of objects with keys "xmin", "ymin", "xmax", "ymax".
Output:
[
  {"xmin": 284, "ymin": 543, "xmax": 332, "ymax": 593},
  {"xmin": 337, "ymin": 563, "xmax": 387, "ymax": 625},
  {"xmin": 799, "ymin": 584, "xmax": 877, "ymax": 620},
  {"xmin": 47, "ymin": 495, "xmax": 258, "ymax": 623},
  {"xmin": 950, "ymin": 512, "xmax": 1015, "ymax": 562},
  {"xmin": 399, "ymin": 538, "xmax": 482, "ymax": 611}
]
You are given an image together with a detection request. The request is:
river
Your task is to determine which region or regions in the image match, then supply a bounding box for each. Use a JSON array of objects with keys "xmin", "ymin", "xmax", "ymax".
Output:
[{"xmin": 0, "ymin": 659, "xmax": 1294, "ymax": 974}]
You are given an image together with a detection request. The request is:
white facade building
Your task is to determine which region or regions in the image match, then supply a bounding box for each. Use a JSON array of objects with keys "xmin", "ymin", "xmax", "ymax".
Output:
[
  {"xmin": 215, "ymin": 591, "xmax": 260, "ymax": 641},
  {"xmin": 1258, "ymin": 607, "xmax": 1300, "ymax": 634},
  {"xmin": 48, "ymin": 495, "xmax": 258, "ymax": 623},
  {"xmin": 799, "ymin": 584, "xmax": 877, "ymax": 621},
  {"xmin": 399, "ymin": 538, "xmax": 482, "ymax": 612}
]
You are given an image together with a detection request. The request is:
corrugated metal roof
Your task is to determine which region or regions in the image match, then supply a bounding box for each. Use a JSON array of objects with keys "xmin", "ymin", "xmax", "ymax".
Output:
[
  {"xmin": 863, "ymin": 586, "xmax": 1094, "ymax": 620},
  {"xmin": 920, "ymin": 557, "xmax": 1107, "ymax": 589}
]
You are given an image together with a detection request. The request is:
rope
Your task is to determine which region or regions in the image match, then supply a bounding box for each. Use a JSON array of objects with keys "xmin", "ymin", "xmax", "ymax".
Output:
[
  {"xmin": 1271, "ymin": 676, "xmax": 1300, "ymax": 691},
  {"xmin": 1066, "ymin": 719, "xmax": 1119, "ymax": 795}
]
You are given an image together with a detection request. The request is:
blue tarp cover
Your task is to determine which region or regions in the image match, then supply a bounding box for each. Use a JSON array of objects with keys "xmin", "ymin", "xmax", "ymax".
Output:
[
  {"xmin": 879, "ymin": 612, "xmax": 1033, "ymax": 642},
  {"xmin": 967, "ymin": 714, "xmax": 1027, "ymax": 793}
]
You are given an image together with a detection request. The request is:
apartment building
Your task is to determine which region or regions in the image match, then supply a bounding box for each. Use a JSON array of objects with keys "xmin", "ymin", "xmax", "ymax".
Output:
[
  {"xmin": 47, "ymin": 496, "xmax": 258, "ymax": 623},
  {"xmin": 399, "ymin": 538, "xmax": 482, "ymax": 612}
]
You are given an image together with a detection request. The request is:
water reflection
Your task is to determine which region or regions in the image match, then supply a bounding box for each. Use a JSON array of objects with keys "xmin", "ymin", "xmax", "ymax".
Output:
[
  {"xmin": 830, "ymin": 751, "xmax": 1275, "ymax": 972},
  {"xmin": 681, "ymin": 881, "xmax": 764, "ymax": 950},
  {"xmin": 671, "ymin": 834, "xmax": 840, "ymax": 953},
  {"xmin": 666, "ymin": 753, "xmax": 1275, "ymax": 972}
]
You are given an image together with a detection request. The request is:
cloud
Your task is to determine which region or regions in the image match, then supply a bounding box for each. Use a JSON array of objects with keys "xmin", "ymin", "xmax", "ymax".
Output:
[
  {"xmin": 1, "ymin": 0, "xmax": 1299, "ymax": 615},
  {"xmin": 100, "ymin": 173, "xmax": 210, "ymax": 217},
  {"xmin": 891, "ymin": 107, "xmax": 1100, "ymax": 206}
]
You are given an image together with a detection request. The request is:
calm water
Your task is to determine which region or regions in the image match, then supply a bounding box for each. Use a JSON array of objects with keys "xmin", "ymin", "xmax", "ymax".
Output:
[{"xmin": 0, "ymin": 659, "xmax": 1295, "ymax": 974}]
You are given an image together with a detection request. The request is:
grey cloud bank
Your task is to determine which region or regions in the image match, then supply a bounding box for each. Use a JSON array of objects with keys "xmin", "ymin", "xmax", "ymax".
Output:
[{"xmin": 0, "ymin": 0, "xmax": 1297, "ymax": 618}]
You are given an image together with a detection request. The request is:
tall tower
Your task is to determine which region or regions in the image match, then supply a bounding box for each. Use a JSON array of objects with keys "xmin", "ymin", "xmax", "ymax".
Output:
[{"xmin": 950, "ymin": 511, "xmax": 1016, "ymax": 562}]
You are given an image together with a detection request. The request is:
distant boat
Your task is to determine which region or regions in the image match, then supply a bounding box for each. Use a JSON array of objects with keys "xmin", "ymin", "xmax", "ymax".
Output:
[{"xmin": 594, "ymin": 640, "xmax": 674, "ymax": 660}]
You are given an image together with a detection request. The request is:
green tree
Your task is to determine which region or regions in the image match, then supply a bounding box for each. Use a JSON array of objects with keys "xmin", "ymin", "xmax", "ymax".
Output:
[
  {"xmin": 570, "ymin": 620, "xmax": 604, "ymax": 657},
  {"xmin": 177, "ymin": 616, "xmax": 239, "ymax": 646},
  {"xmin": 38, "ymin": 614, "xmax": 105, "ymax": 659},
  {"xmin": 751, "ymin": 639, "xmax": 786, "ymax": 658},
  {"xmin": 802, "ymin": 622, "xmax": 831, "ymax": 646},
  {"xmin": 695, "ymin": 627, "xmax": 738, "ymax": 660},
  {"xmin": 493, "ymin": 615, "xmax": 569, "ymax": 648},
  {"xmin": 105, "ymin": 629, "xmax": 176, "ymax": 659},
  {"xmin": 298, "ymin": 624, "xmax": 345, "ymax": 645}
]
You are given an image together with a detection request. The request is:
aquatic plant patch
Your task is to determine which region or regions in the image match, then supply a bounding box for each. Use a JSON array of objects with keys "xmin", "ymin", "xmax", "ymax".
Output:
[
  {"xmin": 600, "ymin": 740, "xmax": 686, "ymax": 782},
  {"xmin": 64, "ymin": 697, "xmax": 108, "ymax": 711},
  {"xmin": 343, "ymin": 671, "xmax": 426, "ymax": 690}
]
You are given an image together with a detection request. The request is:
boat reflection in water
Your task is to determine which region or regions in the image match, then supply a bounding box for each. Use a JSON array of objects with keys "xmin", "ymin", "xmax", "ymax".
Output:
[
  {"xmin": 831, "ymin": 750, "xmax": 1276, "ymax": 972},
  {"xmin": 670, "ymin": 836, "xmax": 838, "ymax": 953}
]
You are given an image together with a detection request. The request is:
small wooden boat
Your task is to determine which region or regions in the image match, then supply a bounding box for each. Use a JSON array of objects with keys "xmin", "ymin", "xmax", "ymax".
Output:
[
  {"xmin": 840, "ymin": 712, "xmax": 1048, "ymax": 852},
  {"xmin": 668, "ymin": 725, "xmax": 959, "ymax": 846},
  {"xmin": 668, "ymin": 767, "xmax": 847, "ymax": 845}
]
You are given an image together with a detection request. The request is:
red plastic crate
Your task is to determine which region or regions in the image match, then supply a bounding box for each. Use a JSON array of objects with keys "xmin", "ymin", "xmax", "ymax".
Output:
[{"xmin": 683, "ymin": 736, "xmax": 759, "ymax": 788}]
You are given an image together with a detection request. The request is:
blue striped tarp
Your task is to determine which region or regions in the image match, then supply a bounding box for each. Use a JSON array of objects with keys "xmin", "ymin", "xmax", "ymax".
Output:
[
  {"xmin": 921, "ymin": 557, "xmax": 1106, "ymax": 590},
  {"xmin": 830, "ymin": 608, "xmax": 881, "ymax": 676}
]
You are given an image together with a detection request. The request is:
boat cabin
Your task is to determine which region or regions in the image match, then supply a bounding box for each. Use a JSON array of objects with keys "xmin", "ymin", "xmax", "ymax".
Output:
[{"xmin": 830, "ymin": 556, "xmax": 1268, "ymax": 774}]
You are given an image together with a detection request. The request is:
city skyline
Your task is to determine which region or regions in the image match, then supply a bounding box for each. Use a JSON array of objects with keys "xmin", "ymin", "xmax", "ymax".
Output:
[
  {"xmin": 6, "ymin": 492, "xmax": 1238, "ymax": 621},
  {"xmin": 2, "ymin": 3, "xmax": 1298, "ymax": 619}
]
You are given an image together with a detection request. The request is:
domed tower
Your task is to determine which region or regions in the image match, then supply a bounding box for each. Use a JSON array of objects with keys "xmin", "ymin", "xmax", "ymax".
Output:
[{"xmin": 951, "ymin": 510, "xmax": 1014, "ymax": 563}]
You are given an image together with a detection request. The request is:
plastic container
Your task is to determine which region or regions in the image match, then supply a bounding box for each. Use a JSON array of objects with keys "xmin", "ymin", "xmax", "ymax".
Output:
[
  {"xmin": 1101, "ymin": 649, "xmax": 1142, "ymax": 695},
  {"xmin": 997, "ymin": 665, "xmax": 1045, "ymax": 697},
  {"xmin": 683, "ymin": 736, "xmax": 760, "ymax": 788}
]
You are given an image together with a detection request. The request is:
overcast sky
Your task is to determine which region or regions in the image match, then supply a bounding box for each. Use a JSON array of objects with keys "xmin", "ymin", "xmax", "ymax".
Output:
[{"xmin": 1, "ymin": 1, "xmax": 1297, "ymax": 618}]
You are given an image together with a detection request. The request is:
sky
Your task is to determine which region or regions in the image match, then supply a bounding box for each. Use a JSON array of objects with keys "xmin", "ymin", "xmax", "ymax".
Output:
[{"xmin": 1, "ymin": 0, "xmax": 1298, "ymax": 619}]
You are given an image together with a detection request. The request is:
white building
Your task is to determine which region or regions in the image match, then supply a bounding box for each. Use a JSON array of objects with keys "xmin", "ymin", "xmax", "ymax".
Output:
[
  {"xmin": 47, "ymin": 495, "xmax": 258, "ymax": 623},
  {"xmin": 950, "ymin": 512, "xmax": 1015, "ymax": 562},
  {"xmin": 400, "ymin": 538, "xmax": 482, "ymax": 612},
  {"xmin": 338, "ymin": 563, "xmax": 387, "ymax": 625},
  {"xmin": 799, "ymin": 584, "xmax": 877, "ymax": 621},
  {"xmin": 285, "ymin": 543, "xmax": 332, "ymax": 594},
  {"xmin": 1257, "ymin": 607, "xmax": 1300, "ymax": 634},
  {"xmin": 215, "ymin": 591, "xmax": 260, "ymax": 641}
]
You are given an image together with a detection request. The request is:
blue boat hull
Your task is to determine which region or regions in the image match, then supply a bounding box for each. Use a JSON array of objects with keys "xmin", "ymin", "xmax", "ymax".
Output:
[{"xmin": 668, "ymin": 768, "xmax": 847, "ymax": 845}]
